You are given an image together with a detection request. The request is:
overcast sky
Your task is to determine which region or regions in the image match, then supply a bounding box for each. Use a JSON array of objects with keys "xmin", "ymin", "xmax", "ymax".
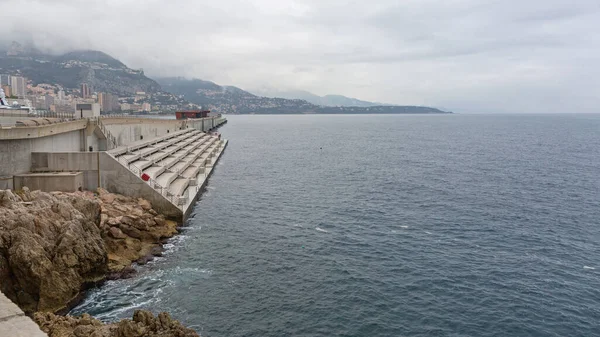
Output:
[{"xmin": 1, "ymin": 0, "xmax": 599, "ymax": 113}]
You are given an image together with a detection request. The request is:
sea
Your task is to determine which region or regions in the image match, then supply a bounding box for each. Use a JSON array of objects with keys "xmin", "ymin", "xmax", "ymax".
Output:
[{"xmin": 72, "ymin": 114, "xmax": 600, "ymax": 337}]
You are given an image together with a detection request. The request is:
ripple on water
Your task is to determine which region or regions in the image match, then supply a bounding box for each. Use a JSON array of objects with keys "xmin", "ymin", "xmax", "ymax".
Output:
[{"xmin": 72, "ymin": 114, "xmax": 600, "ymax": 337}]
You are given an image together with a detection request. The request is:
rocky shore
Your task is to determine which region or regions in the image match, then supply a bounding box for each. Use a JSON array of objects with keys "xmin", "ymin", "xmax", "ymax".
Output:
[
  {"xmin": 0, "ymin": 187, "xmax": 199, "ymax": 336},
  {"xmin": 35, "ymin": 310, "xmax": 199, "ymax": 337}
]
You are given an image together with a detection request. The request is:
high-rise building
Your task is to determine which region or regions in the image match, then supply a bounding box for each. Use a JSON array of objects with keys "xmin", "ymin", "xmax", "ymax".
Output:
[
  {"xmin": 80, "ymin": 83, "xmax": 91, "ymax": 99},
  {"xmin": 45, "ymin": 94, "xmax": 55, "ymax": 110},
  {"xmin": 10, "ymin": 76, "xmax": 26, "ymax": 97},
  {"xmin": 97, "ymin": 92, "xmax": 105, "ymax": 109},
  {"xmin": 0, "ymin": 74, "xmax": 10, "ymax": 86},
  {"xmin": 98, "ymin": 92, "xmax": 117, "ymax": 112},
  {"xmin": 57, "ymin": 90, "xmax": 65, "ymax": 101},
  {"xmin": 1, "ymin": 85, "xmax": 11, "ymax": 97}
]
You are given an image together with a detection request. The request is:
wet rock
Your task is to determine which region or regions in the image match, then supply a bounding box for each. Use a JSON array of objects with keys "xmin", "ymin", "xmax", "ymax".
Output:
[
  {"xmin": 34, "ymin": 310, "xmax": 200, "ymax": 337},
  {"xmin": 106, "ymin": 266, "xmax": 137, "ymax": 280},
  {"xmin": 150, "ymin": 246, "xmax": 164, "ymax": 257},
  {"xmin": 136, "ymin": 254, "xmax": 153, "ymax": 265}
]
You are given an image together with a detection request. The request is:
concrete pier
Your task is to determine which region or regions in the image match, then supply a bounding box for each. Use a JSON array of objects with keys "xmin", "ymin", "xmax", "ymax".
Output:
[
  {"xmin": 0, "ymin": 292, "xmax": 47, "ymax": 337},
  {"xmin": 0, "ymin": 114, "xmax": 228, "ymax": 334}
]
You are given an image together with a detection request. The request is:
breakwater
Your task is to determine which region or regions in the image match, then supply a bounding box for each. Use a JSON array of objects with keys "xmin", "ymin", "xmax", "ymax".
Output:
[{"xmin": 0, "ymin": 114, "xmax": 228, "ymax": 336}]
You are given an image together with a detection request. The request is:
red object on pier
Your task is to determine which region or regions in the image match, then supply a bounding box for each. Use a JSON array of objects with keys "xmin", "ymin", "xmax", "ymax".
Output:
[
  {"xmin": 176, "ymin": 110, "xmax": 210, "ymax": 119},
  {"xmin": 141, "ymin": 173, "xmax": 150, "ymax": 181}
]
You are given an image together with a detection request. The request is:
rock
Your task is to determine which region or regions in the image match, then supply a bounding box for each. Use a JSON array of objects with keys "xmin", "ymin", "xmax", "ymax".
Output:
[
  {"xmin": 150, "ymin": 246, "xmax": 164, "ymax": 257},
  {"xmin": 154, "ymin": 216, "xmax": 166, "ymax": 227},
  {"xmin": 100, "ymin": 193, "xmax": 116, "ymax": 204},
  {"xmin": 120, "ymin": 266, "xmax": 137, "ymax": 279},
  {"xmin": 137, "ymin": 198, "xmax": 152, "ymax": 211},
  {"xmin": 119, "ymin": 225, "xmax": 142, "ymax": 239},
  {"xmin": 34, "ymin": 310, "xmax": 200, "ymax": 337},
  {"xmin": 0, "ymin": 188, "xmax": 181, "ymax": 315},
  {"xmin": 109, "ymin": 227, "xmax": 126, "ymax": 239},
  {"xmin": 106, "ymin": 266, "xmax": 136, "ymax": 280},
  {"xmin": 0, "ymin": 189, "xmax": 19, "ymax": 204},
  {"xmin": 136, "ymin": 254, "xmax": 153, "ymax": 265},
  {"xmin": 0, "ymin": 190, "xmax": 107, "ymax": 314}
]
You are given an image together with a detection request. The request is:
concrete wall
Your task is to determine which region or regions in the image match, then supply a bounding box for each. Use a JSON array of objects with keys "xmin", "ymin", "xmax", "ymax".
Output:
[
  {"xmin": 0, "ymin": 130, "xmax": 84, "ymax": 189},
  {"xmin": 0, "ymin": 116, "xmax": 28, "ymax": 126},
  {"xmin": 98, "ymin": 153, "xmax": 182, "ymax": 220},
  {"xmin": 31, "ymin": 152, "xmax": 100, "ymax": 190},
  {"xmin": 0, "ymin": 291, "xmax": 47, "ymax": 337},
  {"xmin": 14, "ymin": 172, "xmax": 84, "ymax": 192},
  {"xmin": 0, "ymin": 116, "xmax": 227, "ymax": 191},
  {"xmin": 102, "ymin": 116, "xmax": 226, "ymax": 147},
  {"xmin": 103, "ymin": 118, "xmax": 185, "ymax": 146}
]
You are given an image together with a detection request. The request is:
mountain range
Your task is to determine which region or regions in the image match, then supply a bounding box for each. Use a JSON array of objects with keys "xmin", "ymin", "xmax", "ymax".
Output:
[
  {"xmin": 156, "ymin": 77, "xmax": 450, "ymax": 114},
  {"xmin": 0, "ymin": 42, "xmax": 160, "ymax": 96},
  {"xmin": 0, "ymin": 42, "xmax": 451, "ymax": 114},
  {"xmin": 250, "ymin": 88, "xmax": 385, "ymax": 107}
]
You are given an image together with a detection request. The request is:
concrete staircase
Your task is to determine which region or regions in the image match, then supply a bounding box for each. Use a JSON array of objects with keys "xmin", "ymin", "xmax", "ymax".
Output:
[{"xmin": 107, "ymin": 128, "xmax": 227, "ymax": 216}]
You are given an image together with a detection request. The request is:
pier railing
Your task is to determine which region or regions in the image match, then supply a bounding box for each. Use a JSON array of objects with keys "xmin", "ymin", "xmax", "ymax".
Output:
[
  {"xmin": 90, "ymin": 117, "xmax": 118, "ymax": 149},
  {"xmin": 115, "ymin": 155, "xmax": 189, "ymax": 208}
]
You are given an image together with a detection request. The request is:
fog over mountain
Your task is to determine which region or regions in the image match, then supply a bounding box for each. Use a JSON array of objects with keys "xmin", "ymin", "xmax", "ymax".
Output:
[
  {"xmin": 250, "ymin": 88, "xmax": 384, "ymax": 107},
  {"xmin": 1, "ymin": 0, "xmax": 599, "ymax": 113}
]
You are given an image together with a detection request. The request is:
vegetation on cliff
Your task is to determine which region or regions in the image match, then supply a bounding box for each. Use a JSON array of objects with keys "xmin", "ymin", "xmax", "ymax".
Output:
[
  {"xmin": 156, "ymin": 77, "xmax": 451, "ymax": 114},
  {"xmin": 0, "ymin": 45, "xmax": 160, "ymax": 96}
]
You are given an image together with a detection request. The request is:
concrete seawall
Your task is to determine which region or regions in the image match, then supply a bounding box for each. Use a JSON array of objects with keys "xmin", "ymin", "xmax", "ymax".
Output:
[
  {"xmin": 3, "ymin": 115, "xmax": 228, "ymax": 222},
  {"xmin": 0, "ymin": 115, "xmax": 228, "ymax": 334},
  {"xmin": 0, "ymin": 292, "xmax": 47, "ymax": 336},
  {"xmin": 0, "ymin": 115, "xmax": 226, "ymax": 189}
]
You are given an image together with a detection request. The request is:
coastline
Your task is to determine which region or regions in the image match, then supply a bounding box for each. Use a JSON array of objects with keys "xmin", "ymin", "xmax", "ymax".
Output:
[{"xmin": 0, "ymin": 187, "xmax": 200, "ymax": 336}]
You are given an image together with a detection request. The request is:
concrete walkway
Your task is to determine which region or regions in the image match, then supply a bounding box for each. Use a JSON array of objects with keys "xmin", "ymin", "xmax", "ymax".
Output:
[{"xmin": 0, "ymin": 292, "xmax": 47, "ymax": 337}]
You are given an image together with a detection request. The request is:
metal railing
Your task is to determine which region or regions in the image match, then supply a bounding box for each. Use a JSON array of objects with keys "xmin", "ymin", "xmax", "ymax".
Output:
[
  {"xmin": 116, "ymin": 155, "xmax": 179, "ymax": 204},
  {"xmin": 114, "ymin": 150, "xmax": 193, "ymax": 208},
  {"xmin": 90, "ymin": 117, "xmax": 118, "ymax": 149}
]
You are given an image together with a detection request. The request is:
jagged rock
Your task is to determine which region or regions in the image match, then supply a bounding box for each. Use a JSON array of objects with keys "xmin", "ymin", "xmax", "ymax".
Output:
[
  {"xmin": 0, "ymin": 189, "xmax": 179, "ymax": 314},
  {"xmin": 138, "ymin": 199, "xmax": 152, "ymax": 211},
  {"xmin": 34, "ymin": 310, "xmax": 200, "ymax": 337},
  {"xmin": 136, "ymin": 254, "xmax": 153, "ymax": 265},
  {"xmin": 106, "ymin": 266, "xmax": 137, "ymax": 281},
  {"xmin": 109, "ymin": 227, "xmax": 127, "ymax": 239},
  {"xmin": 119, "ymin": 225, "xmax": 142, "ymax": 239},
  {"xmin": 150, "ymin": 246, "xmax": 164, "ymax": 257}
]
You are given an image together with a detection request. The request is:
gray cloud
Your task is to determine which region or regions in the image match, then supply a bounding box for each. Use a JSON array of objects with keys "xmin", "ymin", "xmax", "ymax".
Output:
[{"xmin": 1, "ymin": 0, "xmax": 599, "ymax": 113}]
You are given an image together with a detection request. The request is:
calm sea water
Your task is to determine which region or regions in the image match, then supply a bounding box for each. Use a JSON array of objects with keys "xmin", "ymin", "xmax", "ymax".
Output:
[{"xmin": 73, "ymin": 114, "xmax": 600, "ymax": 337}]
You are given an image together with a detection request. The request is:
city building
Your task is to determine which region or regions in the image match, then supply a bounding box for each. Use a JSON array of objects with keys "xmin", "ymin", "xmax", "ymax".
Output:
[
  {"xmin": 98, "ymin": 92, "xmax": 119, "ymax": 113},
  {"xmin": 45, "ymin": 94, "xmax": 55, "ymax": 110},
  {"xmin": 97, "ymin": 92, "xmax": 105, "ymax": 108},
  {"xmin": 75, "ymin": 103, "xmax": 100, "ymax": 118},
  {"xmin": 80, "ymin": 83, "xmax": 91, "ymax": 99},
  {"xmin": 51, "ymin": 104, "xmax": 75, "ymax": 115},
  {"xmin": 0, "ymin": 74, "xmax": 10, "ymax": 86},
  {"xmin": 141, "ymin": 102, "xmax": 151, "ymax": 112},
  {"xmin": 10, "ymin": 76, "xmax": 27, "ymax": 97},
  {"xmin": 1, "ymin": 85, "xmax": 11, "ymax": 97}
]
